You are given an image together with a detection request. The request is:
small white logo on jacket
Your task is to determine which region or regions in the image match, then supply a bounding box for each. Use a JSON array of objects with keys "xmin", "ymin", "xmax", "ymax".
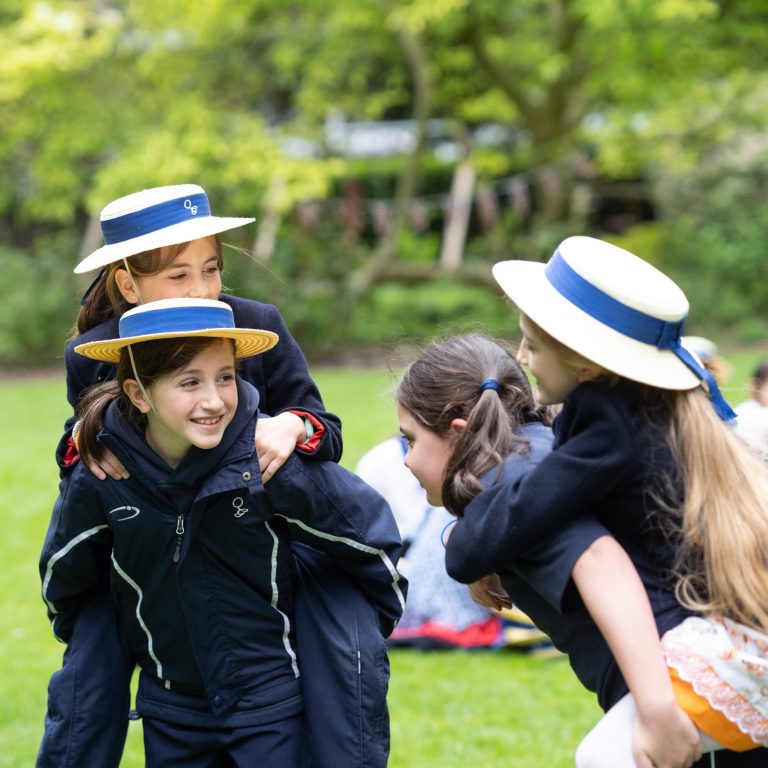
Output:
[{"xmin": 108, "ymin": 506, "xmax": 140, "ymax": 521}]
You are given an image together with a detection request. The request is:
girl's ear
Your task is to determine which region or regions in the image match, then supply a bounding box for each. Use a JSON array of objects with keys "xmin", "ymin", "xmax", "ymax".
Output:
[
  {"xmin": 123, "ymin": 379, "xmax": 151, "ymax": 413},
  {"xmin": 450, "ymin": 418, "xmax": 468, "ymax": 433},
  {"xmin": 114, "ymin": 267, "xmax": 139, "ymax": 305},
  {"xmin": 578, "ymin": 366, "xmax": 601, "ymax": 384}
]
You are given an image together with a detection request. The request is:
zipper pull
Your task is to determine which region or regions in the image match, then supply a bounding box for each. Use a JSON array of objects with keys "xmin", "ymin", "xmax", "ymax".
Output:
[{"xmin": 173, "ymin": 514, "xmax": 185, "ymax": 563}]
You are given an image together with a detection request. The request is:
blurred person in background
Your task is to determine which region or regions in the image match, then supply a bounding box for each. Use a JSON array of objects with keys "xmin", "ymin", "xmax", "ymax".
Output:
[
  {"xmin": 733, "ymin": 360, "xmax": 768, "ymax": 456},
  {"xmin": 356, "ymin": 435, "xmax": 553, "ymax": 653}
]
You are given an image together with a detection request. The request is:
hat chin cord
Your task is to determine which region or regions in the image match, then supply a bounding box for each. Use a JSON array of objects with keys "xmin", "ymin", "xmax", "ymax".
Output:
[{"xmin": 126, "ymin": 344, "xmax": 158, "ymax": 418}]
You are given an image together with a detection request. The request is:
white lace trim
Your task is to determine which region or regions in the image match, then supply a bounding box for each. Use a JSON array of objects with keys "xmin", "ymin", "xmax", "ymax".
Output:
[{"xmin": 661, "ymin": 615, "xmax": 768, "ymax": 745}]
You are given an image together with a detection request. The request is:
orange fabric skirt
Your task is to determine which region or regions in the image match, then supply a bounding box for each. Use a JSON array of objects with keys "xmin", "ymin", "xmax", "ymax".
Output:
[{"xmin": 670, "ymin": 667, "xmax": 759, "ymax": 751}]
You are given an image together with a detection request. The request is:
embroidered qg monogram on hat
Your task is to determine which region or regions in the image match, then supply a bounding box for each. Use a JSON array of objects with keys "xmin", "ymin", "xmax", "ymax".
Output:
[
  {"xmin": 184, "ymin": 199, "xmax": 198, "ymax": 215},
  {"xmin": 232, "ymin": 497, "xmax": 248, "ymax": 518}
]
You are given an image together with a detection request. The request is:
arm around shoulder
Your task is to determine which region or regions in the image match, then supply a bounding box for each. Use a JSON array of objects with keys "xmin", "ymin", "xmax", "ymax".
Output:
[
  {"xmin": 448, "ymin": 394, "xmax": 635, "ymax": 568},
  {"xmin": 234, "ymin": 298, "xmax": 343, "ymax": 462}
]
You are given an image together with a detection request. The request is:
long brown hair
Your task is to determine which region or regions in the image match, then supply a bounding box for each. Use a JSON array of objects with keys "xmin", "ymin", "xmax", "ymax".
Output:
[
  {"xmin": 395, "ymin": 333, "xmax": 550, "ymax": 517},
  {"xmin": 668, "ymin": 388, "xmax": 768, "ymax": 632},
  {"xmin": 74, "ymin": 236, "xmax": 223, "ymax": 336},
  {"xmin": 77, "ymin": 336, "xmax": 234, "ymax": 467}
]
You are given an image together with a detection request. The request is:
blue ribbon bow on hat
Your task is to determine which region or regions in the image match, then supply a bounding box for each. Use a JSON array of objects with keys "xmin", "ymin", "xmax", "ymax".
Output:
[{"xmin": 545, "ymin": 251, "xmax": 736, "ymax": 421}]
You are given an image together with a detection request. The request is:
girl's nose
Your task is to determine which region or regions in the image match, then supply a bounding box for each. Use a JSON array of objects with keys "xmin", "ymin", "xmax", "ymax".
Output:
[
  {"xmin": 187, "ymin": 281, "xmax": 205, "ymax": 299},
  {"xmin": 516, "ymin": 339, "xmax": 528, "ymax": 366},
  {"xmin": 200, "ymin": 386, "xmax": 224, "ymax": 410},
  {"xmin": 187, "ymin": 274, "xmax": 210, "ymax": 299}
]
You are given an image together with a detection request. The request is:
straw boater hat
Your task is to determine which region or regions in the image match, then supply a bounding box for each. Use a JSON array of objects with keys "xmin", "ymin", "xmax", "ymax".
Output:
[
  {"xmin": 74, "ymin": 184, "xmax": 254, "ymax": 274},
  {"xmin": 492, "ymin": 236, "xmax": 735, "ymax": 418},
  {"xmin": 75, "ymin": 298, "xmax": 278, "ymax": 363}
]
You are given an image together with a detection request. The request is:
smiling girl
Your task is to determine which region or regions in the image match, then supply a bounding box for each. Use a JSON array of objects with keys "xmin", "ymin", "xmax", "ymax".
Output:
[
  {"xmin": 40, "ymin": 185, "xmax": 389, "ymax": 768},
  {"xmin": 41, "ymin": 298, "xmax": 405, "ymax": 768}
]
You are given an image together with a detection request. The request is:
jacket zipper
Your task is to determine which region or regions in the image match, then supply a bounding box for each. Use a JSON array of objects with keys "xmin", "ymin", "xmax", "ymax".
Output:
[{"xmin": 173, "ymin": 514, "xmax": 185, "ymax": 563}]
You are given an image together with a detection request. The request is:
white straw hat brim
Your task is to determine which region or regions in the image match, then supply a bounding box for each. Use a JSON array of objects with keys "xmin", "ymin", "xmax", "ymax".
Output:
[
  {"xmin": 74, "ymin": 215, "xmax": 255, "ymax": 274},
  {"xmin": 492, "ymin": 259, "xmax": 700, "ymax": 390},
  {"xmin": 75, "ymin": 327, "xmax": 278, "ymax": 363}
]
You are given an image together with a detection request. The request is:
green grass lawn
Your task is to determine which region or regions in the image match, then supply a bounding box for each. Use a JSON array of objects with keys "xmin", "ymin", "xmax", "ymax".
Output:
[{"xmin": 2, "ymin": 345, "xmax": 766, "ymax": 767}]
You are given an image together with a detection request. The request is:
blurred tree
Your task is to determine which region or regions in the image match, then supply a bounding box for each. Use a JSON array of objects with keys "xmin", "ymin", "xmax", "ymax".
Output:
[
  {"xmin": 2, "ymin": 0, "xmax": 768, "ymax": 362},
  {"xmin": 4, "ymin": 0, "xmax": 768, "ymax": 240}
]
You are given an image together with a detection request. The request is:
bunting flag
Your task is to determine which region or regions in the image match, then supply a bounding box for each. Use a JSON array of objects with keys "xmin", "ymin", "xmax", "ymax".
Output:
[
  {"xmin": 288, "ymin": 164, "xmax": 585, "ymax": 236},
  {"xmin": 475, "ymin": 186, "xmax": 499, "ymax": 232},
  {"xmin": 409, "ymin": 199, "xmax": 431, "ymax": 234},
  {"xmin": 371, "ymin": 200, "xmax": 393, "ymax": 236},
  {"xmin": 294, "ymin": 200, "xmax": 322, "ymax": 231}
]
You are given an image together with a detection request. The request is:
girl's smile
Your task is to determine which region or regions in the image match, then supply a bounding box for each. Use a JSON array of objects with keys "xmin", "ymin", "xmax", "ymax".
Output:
[{"xmin": 126, "ymin": 339, "xmax": 238, "ymax": 468}]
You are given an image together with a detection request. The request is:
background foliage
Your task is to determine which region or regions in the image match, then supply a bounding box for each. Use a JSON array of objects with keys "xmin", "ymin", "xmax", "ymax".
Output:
[{"xmin": 3, "ymin": 0, "xmax": 768, "ymax": 365}]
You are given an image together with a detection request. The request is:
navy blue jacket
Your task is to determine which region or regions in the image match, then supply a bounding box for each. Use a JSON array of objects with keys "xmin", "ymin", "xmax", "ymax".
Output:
[
  {"xmin": 445, "ymin": 420, "xmax": 622, "ymax": 709},
  {"xmin": 446, "ymin": 414, "xmax": 692, "ymax": 711},
  {"xmin": 41, "ymin": 380, "xmax": 405, "ymax": 729},
  {"xmin": 58, "ymin": 293, "xmax": 342, "ymax": 467},
  {"xmin": 447, "ymin": 381, "xmax": 688, "ymax": 632}
]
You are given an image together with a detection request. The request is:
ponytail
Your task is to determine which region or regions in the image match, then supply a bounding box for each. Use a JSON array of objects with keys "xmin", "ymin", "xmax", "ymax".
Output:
[
  {"xmin": 395, "ymin": 334, "xmax": 547, "ymax": 517},
  {"xmin": 76, "ymin": 381, "xmax": 125, "ymax": 467},
  {"xmin": 74, "ymin": 264, "xmax": 131, "ymax": 336},
  {"xmin": 442, "ymin": 381, "xmax": 536, "ymax": 515}
]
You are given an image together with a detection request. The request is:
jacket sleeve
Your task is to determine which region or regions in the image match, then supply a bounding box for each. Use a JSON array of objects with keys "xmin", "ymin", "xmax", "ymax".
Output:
[
  {"xmin": 39, "ymin": 471, "xmax": 112, "ymax": 643},
  {"xmin": 267, "ymin": 459, "xmax": 407, "ymax": 637},
  {"xmin": 238, "ymin": 300, "xmax": 343, "ymax": 463},
  {"xmin": 446, "ymin": 391, "xmax": 634, "ymax": 579}
]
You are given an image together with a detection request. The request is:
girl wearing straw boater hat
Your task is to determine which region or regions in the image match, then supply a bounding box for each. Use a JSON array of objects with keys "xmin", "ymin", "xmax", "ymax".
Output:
[
  {"xmin": 394, "ymin": 333, "xmax": 704, "ymax": 764},
  {"xmin": 40, "ymin": 186, "xmax": 390, "ymax": 768},
  {"xmin": 441, "ymin": 236, "xmax": 768, "ymax": 766},
  {"xmin": 64, "ymin": 184, "xmax": 342, "ymax": 480},
  {"xmin": 40, "ymin": 298, "xmax": 406, "ymax": 768}
]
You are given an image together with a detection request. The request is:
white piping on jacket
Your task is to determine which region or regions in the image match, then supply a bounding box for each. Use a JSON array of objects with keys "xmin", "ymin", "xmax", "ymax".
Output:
[
  {"xmin": 277, "ymin": 514, "xmax": 407, "ymax": 615},
  {"xmin": 265, "ymin": 521, "xmax": 300, "ymax": 677},
  {"xmin": 42, "ymin": 524, "xmax": 110, "ymax": 642},
  {"xmin": 111, "ymin": 552, "xmax": 164, "ymax": 679}
]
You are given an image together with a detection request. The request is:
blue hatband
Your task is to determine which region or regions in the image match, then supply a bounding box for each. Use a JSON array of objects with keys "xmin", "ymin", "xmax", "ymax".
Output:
[
  {"xmin": 119, "ymin": 303, "xmax": 233, "ymax": 340},
  {"xmin": 545, "ymin": 250, "xmax": 736, "ymax": 421},
  {"xmin": 101, "ymin": 193, "xmax": 211, "ymax": 245}
]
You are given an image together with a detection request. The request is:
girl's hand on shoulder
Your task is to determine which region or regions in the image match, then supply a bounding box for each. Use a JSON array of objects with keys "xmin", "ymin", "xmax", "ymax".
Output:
[
  {"xmin": 255, "ymin": 412, "xmax": 305, "ymax": 483},
  {"xmin": 84, "ymin": 447, "xmax": 130, "ymax": 481},
  {"xmin": 632, "ymin": 699, "xmax": 701, "ymax": 768},
  {"xmin": 468, "ymin": 574, "xmax": 513, "ymax": 611}
]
